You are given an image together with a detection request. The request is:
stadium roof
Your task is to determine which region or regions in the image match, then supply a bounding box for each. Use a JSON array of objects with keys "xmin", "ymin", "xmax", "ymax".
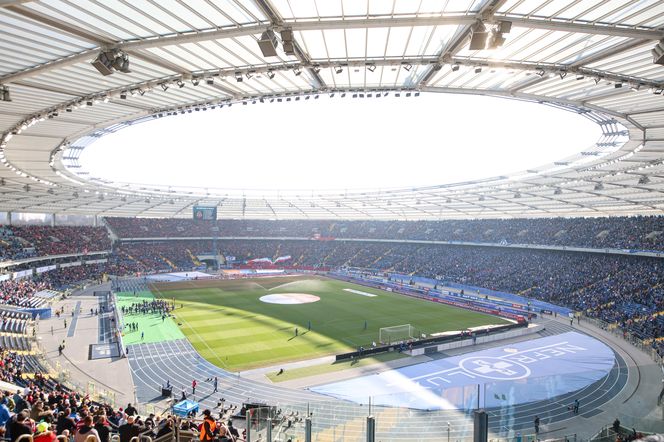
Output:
[{"xmin": 0, "ymin": 0, "xmax": 664, "ymax": 220}]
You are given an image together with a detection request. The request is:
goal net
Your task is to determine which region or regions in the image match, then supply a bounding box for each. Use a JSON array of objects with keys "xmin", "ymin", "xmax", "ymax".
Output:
[{"xmin": 379, "ymin": 324, "xmax": 416, "ymax": 344}]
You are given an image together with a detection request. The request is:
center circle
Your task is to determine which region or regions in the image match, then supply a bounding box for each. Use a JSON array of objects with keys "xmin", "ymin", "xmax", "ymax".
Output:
[{"xmin": 259, "ymin": 293, "xmax": 321, "ymax": 305}]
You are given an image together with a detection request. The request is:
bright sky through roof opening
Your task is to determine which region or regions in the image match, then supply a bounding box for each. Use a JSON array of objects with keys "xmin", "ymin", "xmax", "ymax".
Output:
[{"xmin": 80, "ymin": 93, "xmax": 601, "ymax": 192}]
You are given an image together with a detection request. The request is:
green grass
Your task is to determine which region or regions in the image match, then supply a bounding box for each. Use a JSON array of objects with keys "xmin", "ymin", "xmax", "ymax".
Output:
[
  {"xmin": 265, "ymin": 351, "xmax": 408, "ymax": 383},
  {"xmin": 149, "ymin": 275, "xmax": 509, "ymax": 371},
  {"xmin": 116, "ymin": 291, "xmax": 185, "ymax": 345}
]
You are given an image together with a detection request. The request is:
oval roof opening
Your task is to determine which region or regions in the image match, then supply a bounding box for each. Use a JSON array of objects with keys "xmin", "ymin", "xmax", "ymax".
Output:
[{"xmin": 79, "ymin": 93, "xmax": 601, "ymax": 193}]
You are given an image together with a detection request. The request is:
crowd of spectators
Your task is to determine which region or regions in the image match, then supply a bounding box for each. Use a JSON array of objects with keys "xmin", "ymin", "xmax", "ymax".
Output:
[
  {"xmin": 0, "ymin": 280, "xmax": 49, "ymax": 308},
  {"xmin": 104, "ymin": 216, "xmax": 664, "ymax": 251},
  {"xmin": 0, "ymin": 371, "xmax": 243, "ymax": 442},
  {"xmin": 0, "ymin": 226, "xmax": 110, "ymax": 262}
]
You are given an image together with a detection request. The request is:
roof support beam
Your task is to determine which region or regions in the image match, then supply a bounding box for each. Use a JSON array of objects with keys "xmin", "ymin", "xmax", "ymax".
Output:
[
  {"xmin": 251, "ymin": 0, "xmax": 325, "ymax": 89},
  {"xmin": 2, "ymin": 14, "xmax": 661, "ymax": 84},
  {"xmin": 419, "ymin": 0, "xmax": 509, "ymax": 87}
]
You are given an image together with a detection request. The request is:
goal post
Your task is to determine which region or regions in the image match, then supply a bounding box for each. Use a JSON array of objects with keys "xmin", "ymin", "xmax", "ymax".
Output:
[{"xmin": 379, "ymin": 324, "xmax": 416, "ymax": 344}]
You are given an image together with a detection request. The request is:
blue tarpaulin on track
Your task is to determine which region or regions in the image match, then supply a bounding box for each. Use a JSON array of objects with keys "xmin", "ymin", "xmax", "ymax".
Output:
[{"xmin": 311, "ymin": 332, "xmax": 615, "ymax": 410}]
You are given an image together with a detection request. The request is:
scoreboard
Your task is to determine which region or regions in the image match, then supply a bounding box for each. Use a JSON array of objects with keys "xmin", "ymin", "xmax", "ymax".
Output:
[{"xmin": 193, "ymin": 206, "xmax": 217, "ymax": 221}]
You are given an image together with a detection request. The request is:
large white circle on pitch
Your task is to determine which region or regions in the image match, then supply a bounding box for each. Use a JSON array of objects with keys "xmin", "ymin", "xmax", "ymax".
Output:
[{"xmin": 259, "ymin": 293, "xmax": 320, "ymax": 305}]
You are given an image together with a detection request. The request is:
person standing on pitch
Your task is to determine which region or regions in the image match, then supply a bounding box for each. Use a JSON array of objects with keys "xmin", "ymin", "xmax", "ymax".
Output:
[
  {"xmin": 192, "ymin": 379, "xmax": 197, "ymax": 395},
  {"xmin": 534, "ymin": 416, "xmax": 540, "ymax": 435},
  {"xmin": 213, "ymin": 377, "xmax": 218, "ymax": 393}
]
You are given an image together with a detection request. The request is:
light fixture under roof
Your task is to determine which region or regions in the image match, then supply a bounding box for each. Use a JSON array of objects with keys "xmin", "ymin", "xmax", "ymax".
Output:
[
  {"xmin": 1, "ymin": 86, "xmax": 11, "ymax": 102},
  {"xmin": 90, "ymin": 50, "xmax": 130, "ymax": 76},
  {"xmin": 335, "ymin": 65, "xmax": 343, "ymax": 74}
]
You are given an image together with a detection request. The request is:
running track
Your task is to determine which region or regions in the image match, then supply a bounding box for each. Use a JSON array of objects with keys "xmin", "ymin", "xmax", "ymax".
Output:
[{"xmin": 128, "ymin": 321, "xmax": 628, "ymax": 441}]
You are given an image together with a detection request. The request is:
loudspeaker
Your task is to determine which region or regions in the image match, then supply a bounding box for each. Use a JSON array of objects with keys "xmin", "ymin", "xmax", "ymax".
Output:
[
  {"xmin": 258, "ymin": 30, "xmax": 279, "ymax": 57},
  {"xmin": 469, "ymin": 31, "xmax": 488, "ymax": 50}
]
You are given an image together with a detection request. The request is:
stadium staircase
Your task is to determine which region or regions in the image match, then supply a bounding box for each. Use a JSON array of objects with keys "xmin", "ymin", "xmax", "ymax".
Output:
[
  {"xmin": 161, "ymin": 257, "xmax": 177, "ymax": 270},
  {"xmin": 369, "ymin": 249, "xmax": 392, "ymax": 267},
  {"xmin": 344, "ymin": 249, "xmax": 364, "ymax": 267},
  {"xmin": 321, "ymin": 245, "xmax": 338, "ymax": 266},
  {"xmin": 186, "ymin": 249, "xmax": 202, "ymax": 266}
]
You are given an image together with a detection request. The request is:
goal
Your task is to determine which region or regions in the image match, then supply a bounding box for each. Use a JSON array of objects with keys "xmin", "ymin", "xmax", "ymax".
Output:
[{"xmin": 379, "ymin": 324, "xmax": 416, "ymax": 344}]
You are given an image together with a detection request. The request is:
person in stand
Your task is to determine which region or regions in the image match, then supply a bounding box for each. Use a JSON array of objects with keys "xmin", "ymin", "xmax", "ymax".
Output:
[
  {"xmin": 8, "ymin": 411, "xmax": 32, "ymax": 442},
  {"xmin": 613, "ymin": 418, "xmax": 621, "ymax": 435},
  {"xmin": 93, "ymin": 415, "xmax": 111, "ymax": 442},
  {"xmin": 125, "ymin": 403, "xmax": 137, "ymax": 416},
  {"xmin": 33, "ymin": 421, "xmax": 56, "ymax": 442},
  {"xmin": 118, "ymin": 415, "xmax": 145, "ymax": 442},
  {"xmin": 74, "ymin": 415, "xmax": 101, "ymax": 442},
  {"xmin": 199, "ymin": 409, "xmax": 217, "ymax": 442}
]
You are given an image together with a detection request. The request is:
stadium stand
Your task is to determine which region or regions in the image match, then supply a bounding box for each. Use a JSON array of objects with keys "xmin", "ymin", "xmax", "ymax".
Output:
[
  {"xmin": 0, "ymin": 226, "xmax": 110, "ymax": 262},
  {"xmin": 105, "ymin": 216, "xmax": 664, "ymax": 251}
]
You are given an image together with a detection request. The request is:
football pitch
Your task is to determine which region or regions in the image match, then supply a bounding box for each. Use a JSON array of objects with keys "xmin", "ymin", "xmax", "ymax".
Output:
[{"xmin": 149, "ymin": 275, "xmax": 509, "ymax": 371}]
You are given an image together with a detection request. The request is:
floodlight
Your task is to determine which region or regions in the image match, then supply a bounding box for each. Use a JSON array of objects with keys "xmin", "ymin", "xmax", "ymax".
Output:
[
  {"xmin": 119, "ymin": 91, "xmax": 127, "ymax": 99},
  {"xmin": 176, "ymin": 80, "xmax": 185, "ymax": 88},
  {"xmin": 160, "ymin": 83, "xmax": 169, "ymax": 91},
  {"xmin": 267, "ymin": 70, "xmax": 275, "ymax": 79},
  {"xmin": 293, "ymin": 67, "xmax": 301, "ymax": 76},
  {"xmin": 206, "ymin": 78, "xmax": 214, "ymax": 85},
  {"xmin": 91, "ymin": 50, "xmax": 130, "ymax": 76},
  {"xmin": 235, "ymin": 72, "xmax": 243, "ymax": 82},
  {"xmin": 614, "ymin": 81, "xmax": 623, "ymax": 88},
  {"xmin": 559, "ymin": 71, "xmax": 567, "ymax": 79},
  {"xmin": 335, "ymin": 66, "xmax": 343, "ymax": 74},
  {"xmin": 312, "ymin": 65, "xmax": 321, "ymax": 73},
  {"xmin": 451, "ymin": 64, "xmax": 460, "ymax": 72},
  {"xmin": 576, "ymin": 74, "xmax": 585, "ymax": 80},
  {"xmin": 192, "ymin": 78, "xmax": 200, "ymax": 86},
  {"xmin": 474, "ymin": 66, "xmax": 482, "ymax": 74},
  {"xmin": 367, "ymin": 64, "xmax": 376, "ymax": 72},
  {"xmin": 402, "ymin": 63, "xmax": 412, "ymax": 71}
]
